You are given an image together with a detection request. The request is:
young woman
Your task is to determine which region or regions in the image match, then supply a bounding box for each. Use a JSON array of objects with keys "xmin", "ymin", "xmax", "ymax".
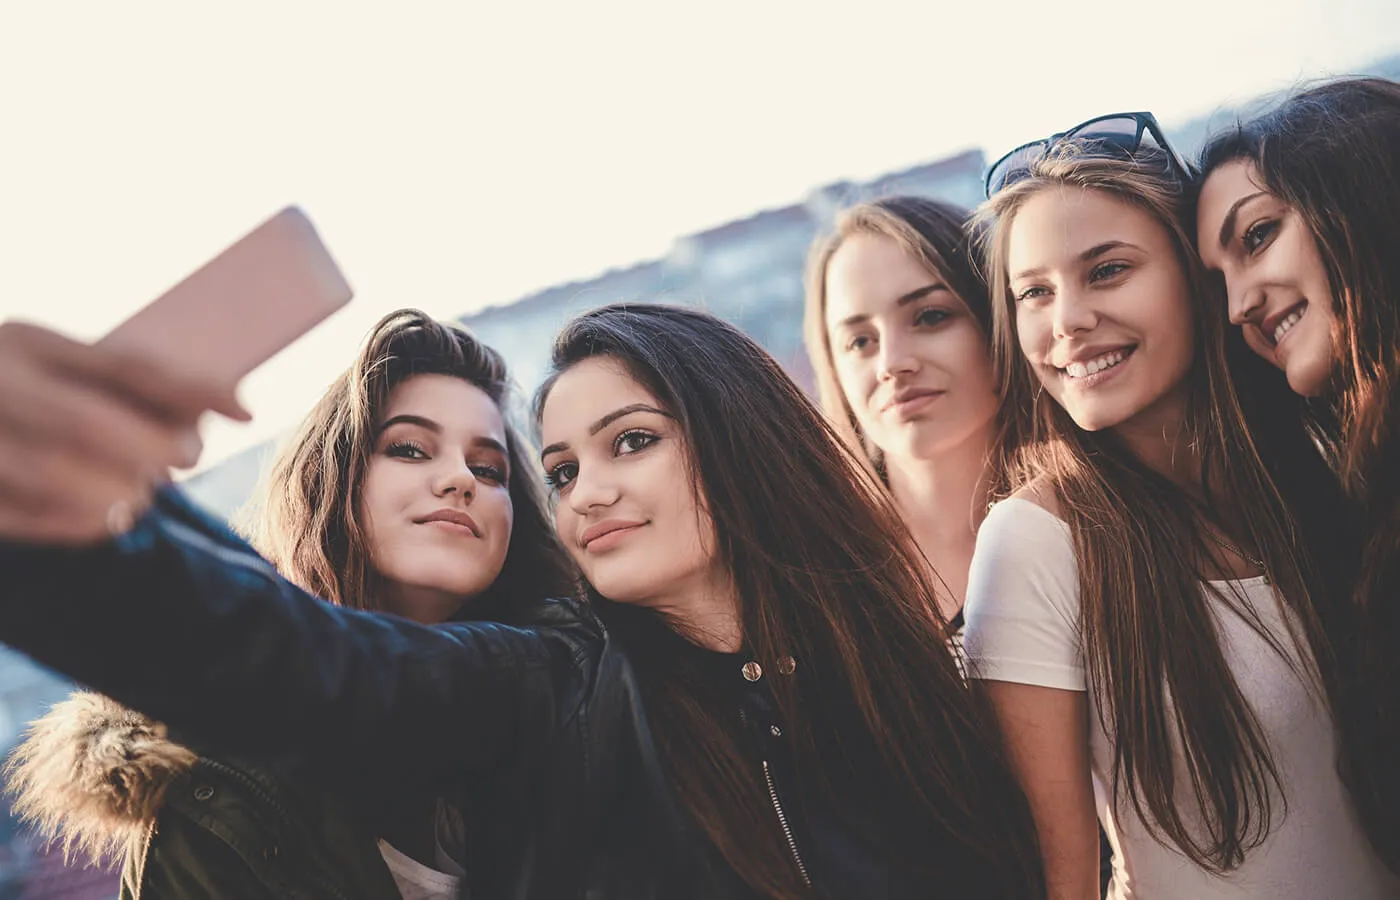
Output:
[
  {"xmin": 0, "ymin": 304, "xmax": 1045, "ymax": 897},
  {"xmin": 6, "ymin": 309, "xmax": 574, "ymax": 899},
  {"xmin": 1194, "ymin": 77, "xmax": 1400, "ymax": 869},
  {"xmin": 963, "ymin": 119, "xmax": 1395, "ymax": 898},
  {"xmin": 805, "ymin": 196, "xmax": 1012, "ymax": 634}
]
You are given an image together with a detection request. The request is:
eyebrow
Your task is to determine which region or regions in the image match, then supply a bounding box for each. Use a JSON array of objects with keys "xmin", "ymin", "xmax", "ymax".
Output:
[
  {"xmin": 1216, "ymin": 191, "xmax": 1267, "ymax": 251},
  {"xmin": 539, "ymin": 403, "xmax": 671, "ymax": 460},
  {"xmin": 1011, "ymin": 241, "xmax": 1142, "ymax": 283},
  {"xmin": 832, "ymin": 283, "xmax": 947, "ymax": 330},
  {"xmin": 378, "ymin": 414, "xmax": 509, "ymax": 456}
]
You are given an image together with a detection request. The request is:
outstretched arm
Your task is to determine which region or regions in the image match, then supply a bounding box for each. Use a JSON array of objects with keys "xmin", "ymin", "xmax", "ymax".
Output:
[{"xmin": 0, "ymin": 487, "xmax": 595, "ymax": 804}]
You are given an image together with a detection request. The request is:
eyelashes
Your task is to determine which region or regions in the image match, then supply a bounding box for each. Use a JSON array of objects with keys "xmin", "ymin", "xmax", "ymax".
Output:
[
  {"xmin": 384, "ymin": 440, "xmax": 507, "ymax": 484},
  {"xmin": 542, "ymin": 429, "xmax": 662, "ymax": 494}
]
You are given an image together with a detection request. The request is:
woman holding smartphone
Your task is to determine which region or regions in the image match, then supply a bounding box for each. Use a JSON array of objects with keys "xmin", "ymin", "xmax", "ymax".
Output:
[
  {"xmin": 0, "ymin": 303, "xmax": 1045, "ymax": 897},
  {"xmin": 7, "ymin": 309, "xmax": 574, "ymax": 899}
]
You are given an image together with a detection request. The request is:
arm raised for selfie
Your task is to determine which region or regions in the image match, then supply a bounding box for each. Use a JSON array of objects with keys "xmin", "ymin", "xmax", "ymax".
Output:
[{"xmin": 0, "ymin": 486, "xmax": 597, "ymax": 803}]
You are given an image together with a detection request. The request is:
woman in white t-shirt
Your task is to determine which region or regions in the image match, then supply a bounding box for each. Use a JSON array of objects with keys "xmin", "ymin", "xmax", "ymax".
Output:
[
  {"xmin": 964, "ymin": 116, "xmax": 1399, "ymax": 899},
  {"xmin": 804, "ymin": 196, "xmax": 1014, "ymax": 656}
]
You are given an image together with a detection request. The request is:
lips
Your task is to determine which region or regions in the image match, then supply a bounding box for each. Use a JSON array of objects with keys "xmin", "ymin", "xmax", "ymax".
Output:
[
  {"xmin": 579, "ymin": 519, "xmax": 646, "ymax": 549},
  {"xmin": 880, "ymin": 387, "xmax": 944, "ymax": 414},
  {"xmin": 417, "ymin": 508, "xmax": 481, "ymax": 537},
  {"xmin": 1260, "ymin": 300, "xmax": 1307, "ymax": 347}
]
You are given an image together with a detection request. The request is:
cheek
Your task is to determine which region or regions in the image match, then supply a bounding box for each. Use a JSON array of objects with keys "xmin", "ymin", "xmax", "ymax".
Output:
[
  {"xmin": 833, "ymin": 355, "xmax": 876, "ymax": 411},
  {"xmin": 944, "ymin": 330, "xmax": 996, "ymax": 388},
  {"xmin": 1015, "ymin": 308, "xmax": 1047, "ymax": 362}
]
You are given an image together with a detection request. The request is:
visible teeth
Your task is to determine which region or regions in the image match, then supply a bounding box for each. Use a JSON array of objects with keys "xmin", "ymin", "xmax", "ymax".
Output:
[
  {"xmin": 1065, "ymin": 350, "xmax": 1127, "ymax": 379},
  {"xmin": 1273, "ymin": 308, "xmax": 1304, "ymax": 344}
]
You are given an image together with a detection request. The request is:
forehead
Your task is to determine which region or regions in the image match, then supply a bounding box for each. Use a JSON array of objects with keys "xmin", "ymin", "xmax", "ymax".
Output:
[
  {"xmin": 382, "ymin": 373, "xmax": 506, "ymax": 442},
  {"xmin": 824, "ymin": 232, "xmax": 934, "ymax": 319},
  {"xmin": 541, "ymin": 356, "xmax": 661, "ymax": 437},
  {"xmin": 1195, "ymin": 159, "xmax": 1268, "ymax": 264},
  {"xmin": 1007, "ymin": 185, "xmax": 1164, "ymax": 274}
]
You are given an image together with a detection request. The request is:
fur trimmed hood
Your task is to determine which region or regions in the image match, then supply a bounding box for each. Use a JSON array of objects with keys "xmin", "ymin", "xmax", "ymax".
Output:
[{"xmin": 4, "ymin": 691, "xmax": 196, "ymax": 865}]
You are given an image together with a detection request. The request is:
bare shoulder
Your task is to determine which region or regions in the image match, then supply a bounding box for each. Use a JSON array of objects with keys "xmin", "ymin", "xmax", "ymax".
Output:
[{"xmin": 1008, "ymin": 478, "xmax": 1062, "ymax": 518}]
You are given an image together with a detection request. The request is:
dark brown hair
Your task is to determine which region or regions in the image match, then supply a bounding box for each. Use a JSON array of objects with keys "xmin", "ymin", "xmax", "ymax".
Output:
[
  {"xmin": 1198, "ymin": 75, "xmax": 1400, "ymax": 868},
  {"xmin": 246, "ymin": 308, "xmax": 574, "ymax": 619},
  {"xmin": 803, "ymin": 195, "xmax": 1021, "ymax": 495},
  {"xmin": 975, "ymin": 145, "xmax": 1346, "ymax": 871},
  {"xmin": 537, "ymin": 303, "xmax": 1043, "ymax": 898}
]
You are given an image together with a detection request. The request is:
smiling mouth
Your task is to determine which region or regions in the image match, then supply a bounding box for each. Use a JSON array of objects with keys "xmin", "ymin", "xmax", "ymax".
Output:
[
  {"xmin": 1060, "ymin": 347, "xmax": 1135, "ymax": 381},
  {"xmin": 1268, "ymin": 301, "xmax": 1307, "ymax": 346}
]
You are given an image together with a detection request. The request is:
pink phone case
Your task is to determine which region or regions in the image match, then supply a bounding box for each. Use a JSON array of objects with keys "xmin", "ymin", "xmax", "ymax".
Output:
[{"xmin": 98, "ymin": 207, "xmax": 353, "ymax": 389}]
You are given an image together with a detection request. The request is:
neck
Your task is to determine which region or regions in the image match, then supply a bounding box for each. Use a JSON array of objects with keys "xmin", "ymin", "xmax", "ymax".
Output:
[
  {"xmin": 650, "ymin": 573, "xmax": 744, "ymax": 652},
  {"xmin": 1111, "ymin": 394, "xmax": 1204, "ymax": 496},
  {"xmin": 884, "ymin": 424, "xmax": 996, "ymax": 612},
  {"xmin": 380, "ymin": 583, "xmax": 469, "ymax": 626}
]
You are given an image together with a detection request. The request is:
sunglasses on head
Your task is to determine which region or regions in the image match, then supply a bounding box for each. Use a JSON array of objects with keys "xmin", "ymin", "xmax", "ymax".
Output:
[{"xmin": 983, "ymin": 111, "xmax": 1191, "ymax": 199}]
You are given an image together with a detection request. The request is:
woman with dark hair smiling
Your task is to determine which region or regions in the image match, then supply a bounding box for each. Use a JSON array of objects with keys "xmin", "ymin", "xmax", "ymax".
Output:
[{"xmin": 1195, "ymin": 75, "xmax": 1400, "ymax": 871}]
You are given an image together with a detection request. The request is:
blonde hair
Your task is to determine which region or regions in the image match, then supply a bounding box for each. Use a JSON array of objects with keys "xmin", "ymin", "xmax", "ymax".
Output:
[{"xmin": 803, "ymin": 195, "xmax": 1019, "ymax": 495}]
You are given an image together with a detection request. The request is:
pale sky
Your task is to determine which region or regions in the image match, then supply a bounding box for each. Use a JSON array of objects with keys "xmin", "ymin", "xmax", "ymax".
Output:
[{"xmin": 3, "ymin": 0, "xmax": 1397, "ymax": 472}]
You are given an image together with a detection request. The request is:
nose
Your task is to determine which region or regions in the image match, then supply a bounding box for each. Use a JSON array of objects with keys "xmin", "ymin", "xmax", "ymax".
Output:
[
  {"xmin": 1051, "ymin": 285, "xmax": 1098, "ymax": 339},
  {"xmin": 1228, "ymin": 280, "xmax": 1266, "ymax": 327},
  {"xmin": 433, "ymin": 461, "xmax": 478, "ymax": 501},
  {"xmin": 566, "ymin": 464, "xmax": 620, "ymax": 516},
  {"xmin": 876, "ymin": 331, "xmax": 920, "ymax": 382}
]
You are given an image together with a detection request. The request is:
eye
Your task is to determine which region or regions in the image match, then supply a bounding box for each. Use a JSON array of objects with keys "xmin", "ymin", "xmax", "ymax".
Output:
[
  {"xmin": 914, "ymin": 307, "xmax": 950, "ymax": 327},
  {"xmin": 470, "ymin": 464, "xmax": 507, "ymax": 485},
  {"xmin": 1242, "ymin": 219, "xmax": 1279, "ymax": 255},
  {"xmin": 1015, "ymin": 285, "xmax": 1050, "ymax": 304},
  {"xmin": 386, "ymin": 440, "xmax": 428, "ymax": 460},
  {"xmin": 615, "ymin": 429, "xmax": 659, "ymax": 456},
  {"xmin": 1088, "ymin": 261, "xmax": 1129, "ymax": 283},
  {"xmin": 544, "ymin": 461, "xmax": 577, "ymax": 492},
  {"xmin": 843, "ymin": 333, "xmax": 873, "ymax": 353}
]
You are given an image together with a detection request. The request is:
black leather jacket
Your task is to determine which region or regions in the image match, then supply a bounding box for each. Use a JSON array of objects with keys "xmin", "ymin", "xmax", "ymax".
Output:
[{"xmin": 0, "ymin": 489, "xmax": 1023, "ymax": 899}]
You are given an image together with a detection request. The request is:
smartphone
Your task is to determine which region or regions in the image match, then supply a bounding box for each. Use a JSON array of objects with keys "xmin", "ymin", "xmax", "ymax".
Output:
[{"xmin": 98, "ymin": 206, "xmax": 353, "ymax": 391}]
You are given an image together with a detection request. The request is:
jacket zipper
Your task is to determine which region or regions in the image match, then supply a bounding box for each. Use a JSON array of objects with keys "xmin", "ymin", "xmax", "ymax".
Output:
[
  {"xmin": 762, "ymin": 759, "xmax": 812, "ymax": 886},
  {"xmin": 200, "ymin": 759, "xmax": 352, "ymax": 900}
]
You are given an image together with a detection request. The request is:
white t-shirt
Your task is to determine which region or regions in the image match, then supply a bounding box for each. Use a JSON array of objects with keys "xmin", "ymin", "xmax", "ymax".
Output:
[
  {"xmin": 963, "ymin": 497, "xmax": 1400, "ymax": 900},
  {"xmin": 377, "ymin": 800, "xmax": 469, "ymax": 900}
]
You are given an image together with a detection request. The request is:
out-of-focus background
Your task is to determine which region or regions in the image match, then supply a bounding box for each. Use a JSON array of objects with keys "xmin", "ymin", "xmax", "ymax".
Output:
[{"xmin": 2, "ymin": 1, "xmax": 1399, "ymax": 893}]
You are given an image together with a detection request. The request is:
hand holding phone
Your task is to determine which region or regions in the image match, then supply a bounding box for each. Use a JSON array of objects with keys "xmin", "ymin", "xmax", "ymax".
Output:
[{"xmin": 0, "ymin": 206, "xmax": 353, "ymax": 545}]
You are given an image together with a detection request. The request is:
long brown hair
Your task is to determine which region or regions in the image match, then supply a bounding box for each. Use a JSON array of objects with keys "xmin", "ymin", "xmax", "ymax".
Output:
[
  {"xmin": 1199, "ymin": 75, "xmax": 1400, "ymax": 868},
  {"xmin": 537, "ymin": 303, "xmax": 1043, "ymax": 898},
  {"xmin": 244, "ymin": 308, "xmax": 574, "ymax": 617},
  {"xmin": 803, "ymin": 195, "xmax": 1021, "ymax": 496},
  {"xmin": 974, "ymin": 146, "xmax": 1345, "ymax": 870}
]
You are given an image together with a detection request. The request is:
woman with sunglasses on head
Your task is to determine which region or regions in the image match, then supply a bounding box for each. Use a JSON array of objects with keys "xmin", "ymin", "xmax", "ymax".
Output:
[
  {"xmin": 0, "ymin": 303, "xmax": 1046, "ymax": 897},
  {"xmin": 804, "ymin": 196, "xmax": 1014, "ymax": 655},
  {"xmin": 6, "ymin": 309, "xmax": 575, "ymax": 899},
  {"xmin": 1194, "ymin": 76, "xmax": 1400, "ymax": 871},
  {"xmin": 964, "ymin": 115, "xmax": 1394, "ymax": 898}
]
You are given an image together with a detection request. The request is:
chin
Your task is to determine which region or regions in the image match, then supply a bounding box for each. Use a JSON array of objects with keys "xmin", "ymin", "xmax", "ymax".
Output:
[
  {"xmin": 1285, "ymin": 358, "xmax": 1334, "ymax": 398},
  {"xmin": 1063, "ymin": 405, "xmax": 1121, "ymax": 433},
  {"xmin": 583, "ymin": 567, "xmax": 661, "ymax": 607}
]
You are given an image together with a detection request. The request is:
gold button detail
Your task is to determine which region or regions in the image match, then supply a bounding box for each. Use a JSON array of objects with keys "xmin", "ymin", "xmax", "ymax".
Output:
[
  {"xmin": 742, "ymin": 661, "xmax": 763, "ymax": 682},
  {"xmin": 777, "ymin": 656, "xmax": 797, "ymax": 675}
]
